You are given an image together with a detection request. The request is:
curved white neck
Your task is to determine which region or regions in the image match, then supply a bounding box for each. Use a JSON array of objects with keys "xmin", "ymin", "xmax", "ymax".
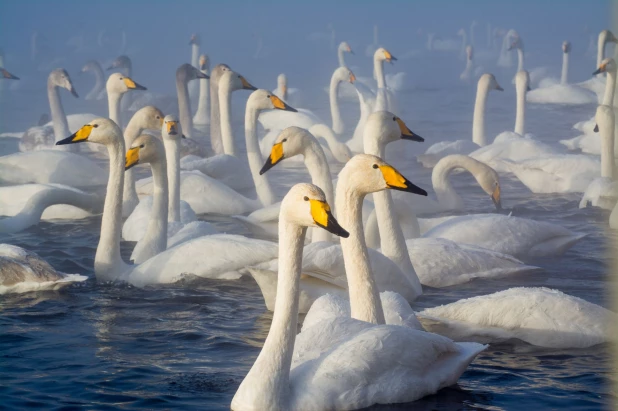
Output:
[
  {"xmin": 139, "ymin": 158, "xmax": 168, "ymax": 259},
  {"xmin": 472, "ymin": 83, "xmax": 490, "ymax": 146},
  {"xmin": 561, "ymin": 53, "xmax": 569, "ymax": 85},
  {"xmin": 219, "ymin": 80, "xmax": 236, "ymax": 156},
  {"xmin": 329, "ymin": 74, "xmax": 344, "ymax": 134},
  {"xmin": 122, "ymin": 119, "xmax": 145, "ymax": 213},
  {"xmin": 515, "ymin": 84, "xmax": 526, "ymax": 136},
  {"xmin": 602, "ymin": 69, "xmax": 616, "ymax": 106},
  {"xmin": 363, "ymin": 140, "xmax": 419, "ymax": 282},
  {"xmin": 335, "ymin": 179, "xmax": 385, "ymax": 325},
  {"xmin": 302, "ymin": 141, "xmax": 334, "ymax": 243},
  {"xmin": 601, "ymin": 117, "xmax": 615, "ymax": 179},
  {"xmin": 374, "ymin": 56, "xmax": 386, "ymax": 89},
  {"xmin": 245, "ymin": 106, "xmax": 276, "ymax": 206},
  {"xmin": 87, "ymin": 64, "xmax": 105, "ymax": 99},
  {"xmin": 598, "ymin": 34, "xmax": 608, "ymax": 69},
  {"xmin": 96, "ymin": 138, "xmax": 130, "ymax": 281},
  {"xmin": 516, "ymin": 48, "xmax": 524, "ymax": 72},
  {"xmin": 163, "ymin": 138, "xmax": 181, "ymax": 221},
  {"xmin": 48, "ymin": 82, "xmax": 71, "ymax": 145},
  {"xmin": 210, "ymin": 72, "xmax": 224, "ymax": 155},
  {"xmin": 432, "ymin": 155, "xmax": 486, "ymax": 209},
  {"xmin": 176, "ymin": 76, "xmax": 194, "ymax": 138},
  {"xmin": 231, "ymin": 218, "xmax": 305, "ymax": 411},
  {"xmin": 194, "ymin": 66, "xmax": 210, "ymax": 124},
  {"xmin": 108, "ymin": 91, "xmax": 123, "ymax": 129},
  {"xmin": 337, "ymin": 48, "xmax": 346, "ymax": 67}
]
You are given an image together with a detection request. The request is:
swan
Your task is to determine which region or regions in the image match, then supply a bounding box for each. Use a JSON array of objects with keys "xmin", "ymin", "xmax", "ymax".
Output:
[
  {"xmin": 577, "ymin": 29, "xmax": 617, "ymax": 98},
  {"xmin": 232, "ymin": 181, "xmax": 486, "ymax": 411},
  {"xmin": 209, "ymin": 64, "xmax": 232, "ymax": 155},
  {"xmin": 527, "ymin": 41, "xmax": 597, "ymax": 105},
  {"xmin": 0, "ymin": 244, "xmax": 87, "ymax": 294},
  {"xmin": 460, "ymin": 45, "xmax": 474, "ymax": 81},
  {"xmin": 561, "ymin": 58, "xmax": 617, "ymax": 154},
  {"xmin": 106, "ymin": 72, "xmax": 147, "ymax": 129},
  {"xmin": 497, "ymin": 29, "xmax": 516, "ymax": 67},
  {"xmin": 188, "ymin": 33, "xmax": 200, "ymax": 100},
  {"xmin": 418, "ymin": 287, "xmax": 615, "ymax": 349},
  {"xmin": 81, "ymin": 60, "xmax": 106, "ymax": 100},
  {"xmin": 123, "ymin": 115, "xmax": 218, "ymax": 244},
  {"xmin": 55, "ymin": 118, "xmax": 278, "ymax": 285},
  {"xmin": 176, "ymin": 63, "xmax": 208, "ymax": 140},
  {"xmin": 106, "ymin": 54, "xmax": 133, "ymax": 110},
  {"xmin": 417, "ymin": 73, "xmax": 503, "ymax": 168},
  {"xmin": 192, "ymin": 54, "xmax": 210, "ymax": 125},
  {"xmin": 337, "ymin": 41, "xmax": 353, "ymax": 67},
  {"xmin": 272, "ymin": 73, "xmax": 301, "ymax": 107},
  {"xmin": 579, "ymin": 105, "xmax": 617, "ymax": 209},
  {"xmin": 137, "ymin": 90, "xmax": 296, "ymax": 215},
  {"xmin": 218, "ymin": 69, "xmax": 257, "ymax": 155}
]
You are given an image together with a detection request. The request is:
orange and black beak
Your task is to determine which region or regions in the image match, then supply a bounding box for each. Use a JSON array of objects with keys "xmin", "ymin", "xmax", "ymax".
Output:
[
  {"xmin": 380, "ymin": 164, "xmax": 428, "ymax": 196},
  {"xmin": 260, "ymin": 142, "xmax": 284, "ymax": 174},
  {"xmin": 56, "ymin": 124, "xmax": 93, "ymax": 145},
  {"xmin": 1, "ymin": 69, "xmax": 19, "ymax": 80},
  {"xmin": 269, "ymin": 94, "xmax": 297, "ymax": 112},
  {"xmin": 395, "ymin": 117, "xmax": 424, "ymax": 142}
]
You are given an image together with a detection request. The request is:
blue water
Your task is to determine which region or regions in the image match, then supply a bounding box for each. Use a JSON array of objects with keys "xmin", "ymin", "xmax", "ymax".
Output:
[{"xmin": 0, "ymin": 40, "xmax": 616, "ymax": 409}]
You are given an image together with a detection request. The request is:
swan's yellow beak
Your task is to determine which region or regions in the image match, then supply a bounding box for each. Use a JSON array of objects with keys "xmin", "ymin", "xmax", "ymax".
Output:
[
  {"xmin": 123, "ymin": 77, "xmax": 147, "ymax": 90},
  {"xmin": 56, "ymin": 124, "xmax": 93, "ymax": 145},
  {"xmin": 396, "ymin": 117, "xmax": 424, "ymax": 142},
  {"xmin": 310, "ymin": 199, "xmax": 349, "ymax": 238},
  {"xmin": 240, "ymin": 76, "xmax": 257, "ymax": 91},
  {"xmin": 380, "ymin": 165, "xmax": 427, "ymax": 195},
  {"xmin": 166, "ymin": 121, "xmax": 178, "ymax": 136},
  {"xmin": 269, "ymin": 95, "xmax": 297, "ymax": 112},
  {"xmin": 491, "ymin": 184, "xmax": 502, "ymax": 210},
  {"xmin": 125, "ymin": 146, "xmax": 141, "ymax": 170},
  {"xmin": 349, "ymin": 72, "xmax": 356, "ymax": 83},
  {"xmin": 260, "ymin": 142, "xmax": 284, "ymax": 175},
  {"xmin": 593, "ymin": 63, "xmax": 607, "ymax": 76},
  {"xmin": 383, "ymin": 49, "xmax": 397, "ymax": 63}
]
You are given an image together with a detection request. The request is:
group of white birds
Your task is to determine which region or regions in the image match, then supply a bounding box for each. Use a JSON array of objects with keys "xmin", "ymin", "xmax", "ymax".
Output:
[{"xmin": 0, "ymin": 23, "xmax": 616, "ymax": 411}]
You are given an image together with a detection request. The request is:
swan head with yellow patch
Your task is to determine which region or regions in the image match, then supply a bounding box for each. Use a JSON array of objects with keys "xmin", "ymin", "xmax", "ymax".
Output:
[
  {"xmin": 198, "ymin": 54, "xmax": 209, "ymax": 71},
  {"xmin": 125, "ymin": 134, "xmax": 166, "ymax": 171},
  {"xmin": 593, "ymin": 58, "xmax": 616, "ymax": 76},
  {"xmin": 162, "ymin": 114, "xmax": 183, "ymax": 140},
  {"xmin": 106, "ymin": 72, "xmax": 147, "ymax": 94},
  {"xmin": 281, "ymin": 183, "xmax": 349, "ymax": 238},
  {"xmin": 260, "ymin": 126, "xmax": 314, "ymax": 175},
  {"xmin": 375, "ymin": 47, "xmax": 397, "ymax": 64},
  {"xmin": 56, "ymin": 117, "xmax": 121, "ymax": 146},
  {"xmin": 246, "ymin": 89, "xmax": 297, "ymax": 113},
  {"xmin": 340, "ymin": 154, "xmax": 427, "ymax": 197},
  {"xmin": 339, "ymin": 41, "xmax": 354, "ymax": 55},
  {"xmin": 365, "ymin": 111, "xmax": 424, "ymax": 147}
]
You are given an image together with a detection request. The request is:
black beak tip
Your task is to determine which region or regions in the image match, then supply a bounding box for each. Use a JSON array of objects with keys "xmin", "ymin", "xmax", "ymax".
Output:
[
  {"xmin": 403, "ymin": 133, "xmax": 424, "ymax": 143},
  {"xmin": 594, "ymin": 124, "xmax": 599, "ymax": 132},
  {"xmin": 181, "ymin": 134, "xmax": 187, "ymax": 139},
  {"xmin": 71, "ymin": 89, "xmax": 79, "ymax": 98},
  {"xmin": 56, "ymin": 135, "xmax": 74, "ymax": 145},
  {"xmin": 593, "ymin": 69, "xmax": 602, "ymax": 75},
  {"xmin": 286, "ymin": 105, "xmax": 298, "ymax": 113},
  {"xmin": 496, "ymin": 86, "xmax": 504, "ymax": 91}
]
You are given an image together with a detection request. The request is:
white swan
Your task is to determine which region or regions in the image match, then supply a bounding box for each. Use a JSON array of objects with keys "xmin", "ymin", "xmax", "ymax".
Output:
[
  {"xmin": 419, "ymin": 287, "xmax": 615, "ymax": 349},
  {"xmin": 577, "ymin": 29, "xmax": 617, "ymax": 98},
  {"xmin": 106, "ymin": 72, "xmax": 147, "ymax": 129},
  {"xmin": 209, "ymin": 63, "xmax": 231, "ymax": 155},
  {"xmin": 272, "ymin": 73, "xmax": 301, "ymax": 107},
  {"xmin": 580, "ymin": 105, "xmax": 618, "ymax": 209},
  {"xmin": 188, "ymin": 33, "xmax": 200, "ymax": 100},
  {"xmin": 81, "ymin": 60, "xmax": 106, "ymax": 100},
  {"xmin": 232, "ymin": 181, "xmax": 486, "ymax": 411},
  {"xmin": 218, "ymin": 69, "xmax": 257, "ymax": 155},
  {"xmin": 192, "ymin": 54, "xmax": 210, "ymax": 125},
  {"xmin": 0, "ymin": 244, "xmax": 87, "ymax": 294},
  {"xmin": 417, "ymin": 73, "xmax": 503, "ymax": 168},
  {"xmin": 55, "ymin": 118, "xmax": 278, "ymax": 285},
  {"xmin": 176, "ymin": 63, "xmax": 208, "ymax": 140},
  {"xmin": 337, "ymin": 41, "xmax": 354, "ymax": 67},
  {"xmin": 497, "ymin": 29, "xmax": 516, "ymax": 67},
  {"xmin": 527, "ymin": 41, "xmax": 597, "ymax": 105}
]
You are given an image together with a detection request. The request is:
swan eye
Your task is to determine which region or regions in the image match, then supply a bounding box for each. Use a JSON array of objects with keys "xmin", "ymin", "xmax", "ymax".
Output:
[
  {"xmin": 282, "ymin": 138, "xmax": 287, "ymax": 143},
  {"xmin": 373, "ymin": 164, "xmax": 379, "ymax": 169},
  {"xmin": 156, "ymin": 116, "xmax": 160, "ymax": 119},
  {"xmin": 119, "ymin": 77, "xmax": 123, "ymax": 80},
  {"xmin": 393, "ymin": 116, "xmax": 397, "ymax": 121},
  {"xmin": 140, "ymin": 144, "xmax": 145, "ymax": 148},
  {"xmin": 303, "ymin": 196, "xmax": 309, "ymax": 201},
  {"xmin": 93, "ymin": 124, "xmax": 99, "ymax": 128}
]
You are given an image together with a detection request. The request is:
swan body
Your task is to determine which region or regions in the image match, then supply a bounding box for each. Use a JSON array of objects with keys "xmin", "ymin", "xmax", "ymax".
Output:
[
  {"xmin": 418, "ymin": 73, "xmax": 502, "ymax": 168},
  {"xmin": 419, "ymin": 287, "xmax": 614, "ymax": 349},
  {"xmin": 179, "ymin": 154, "xmax": 253, "ymax": 192},
  {"xmin": 0, "ymin": 244, "xmax": 87, "ymax": 294},
  {"xmin": 233, "ymin": 182, "xmax": 485, "ymax": 411},
  {"xmin": 423, "ymin": 214, "xmax": 585, "ymax": 259}
]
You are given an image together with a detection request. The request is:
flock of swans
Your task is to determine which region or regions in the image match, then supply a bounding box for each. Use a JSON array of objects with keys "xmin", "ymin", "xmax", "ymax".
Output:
[{"xmin": 0, "ymin": 23, "xmax": 616, "ymax": 410}]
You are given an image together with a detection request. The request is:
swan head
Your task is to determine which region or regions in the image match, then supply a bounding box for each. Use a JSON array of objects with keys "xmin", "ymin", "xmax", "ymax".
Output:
[
  {"xmin": 125, "ymin": 134, "xmax": 166, "ymax": 170},
  {"xmin": 211, "ymin": 64, "xmax": 232, "ymax": 83},
  {"xmin": 365, "ymin": 111, "xmax": 424, "ymax": 147},
  {"xmin": 473, "ymin": 160, "xmax": 501, "ymax": 210},
  {"xmin": 107, "ymin": 55, "xmax": 131, "ymax": 70},
  {"xmin": 281, "ymin": 183, "xmax": 349, "ymax": 238},
  {"xmin": 374, "ymin": 47, "xmax": 397, "ymax": 64},
  {"xmin": 260, "ymin": 126, "xmax": 311, "ymax": 174},
  {"xmin": 562, "ymin": 41, "xmax": 571, "ymax": 54},
  {"xmin": 56, "ymin": 118, "xmax": 122, "ymax": 146},
  {"xmin": 479, "ymin": 73, "xmax": 503, "ymax": 92},
  {"xmin": 593, "ymin": 58, "xmax": 617, "ymax": 76},
  {"xmin": 1, "ymin": 68, "xmax": 19, "ymax": 80},
  {"xmin": 132, "ymin": 105, "xmax": 164, "ymax": 132},
  {"xmin": 189, "ymin": 33, "xmax": 200, "ymax": 46},
  {"xmin": 247, "ymin": 89, "xmax": 297, "ymax": 112},
  {"xmin": 49, "ymin": 69, "xmax": 78, "ymax": 97},
  {"xmin": 176, "ymin": 63, "xmax": 209, "ymax": 83},
  {"xmin": 600, "ymin": 29, "xmax": 618, "ymax": 45},
  {"xmin": 198, "ymin": 54, "xmax": 210, "ymax": 71},
  {"xmin": 333, "ymin": 66, "xmax": 355, "ymax": 84},
  {"xmin": 338, "ymin": 41, "xmax": 354, "ymax": 54},
  {"xmin": 507, "ymin": 33, "xmax": 522, "ymax": 51},
  {"xmin": 162, "ymin": 114, "xmax": 184, "ymax": 140},
  {"xmin": 339, "ymin": 154, "xmax": 427, "ymax": 197},
  {"xmin": 106, "ymin": 72, "xmax": 146, "ymax": 94},
  {"xmin": 515, "ymin": 70, "xmax": 531, "ymax": 92},
  {"xmin": 219, "ymin": 69, "xmax": 256, "ymax": 92},
  {"xmin": 81, "ymin": 60, "xmax": 99, "ymax": 73}
]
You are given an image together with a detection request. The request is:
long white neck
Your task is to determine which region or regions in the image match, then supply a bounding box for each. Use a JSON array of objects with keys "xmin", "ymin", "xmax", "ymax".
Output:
[
  {"xmin": 364, "ymin": 140, "xmax": 420, "ymax": 286},
  {"xmin": 602, "ymin": 69, "xmax": 616, "ymax": 106},
  {"xmin": 329, "ymin": 74, "xmax": 344, "ymax": 134},
  {"xmin": 87, "ymin": 64, "xmax": 105, "ymax": 99},
  {"xmin": 303, "ymin": 141, "xmax": 334, "ymax": 243},
  {"xmin": 463, "ymin": 56, "xmax": 473, "ymax": 77},
  {"xmin": 231, "ymin": 218, "xmax": 305, "ymax": 411},
  {"xmin": 194, "ymin": 66, "xmax": 210, "ymax": 125},
  {"xmin": 138, "ymin": 158, "xmax": 168, "ymax": 260},
  {"xmin": 219, "ymin": 80, "xmax": 236, "ymax": 156},
  {"xmin": 163, "ymin": 138, "xmax": 181, "ymax": 222},
  {"xmin": 432, "ymin": 155, "xmax": 485, "ymax": 210},
  {"xmin": 335, "ymin": 178, "xmax": 385, "ymax": 324},
  {"xmin": 176, "ymin": 76, "xmax": 194, "ymax": 138},
  {"xmin": 210, "ymin": 73, "xmax": 224, "ymax": 155},
  {"xmin": 189, "ymin": 44, "xmax": 200, "ymax": 98},
  {"xmin": 48, "ymin": 82, "xmax": 71, "ymax": 146},
  {"xmin": 121, "ymin": 119, "xmax": 144, "ymax": 216},
  {"xmin": 374, "ymin": 56, "xmax": 386, "ymax": 89},
  {"xmin": 108, "ymin": 91, "xmax": 123, "ymax": 129},
  {"xmin": 561, "ymin": 52, "xmax": 569, "ymax": 84},
  {"xmin": 460, "ymin": 32, "xmax": 468, "ymax": 55},
  {"xmin": 96, "ymin": 137, "xmax": 130, "ymax": 281},
  {"xmin": 245, "ymin": 106, "xmax": 276, "ymax": 206},
  {"xmin": 515, "ymin": 83, "xmax": 526, "ymax": 136},
  {"xmin": 516, "ymin": 47, "xmax": 525, "ymax": 72},
  {"xmin": 472, "ymin": 83, "xmax": 490, "ymax": 146},
  {"xmin": 601, "ymin": 111, "xmax": 615, "ymax": 179},
  {"xmin": 337, "ymin": 48, "xmax": 346, "ymax": 67},
  {"xmin": 598, "ymin": 33, "xmax": 608, "ymax": 69}
]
